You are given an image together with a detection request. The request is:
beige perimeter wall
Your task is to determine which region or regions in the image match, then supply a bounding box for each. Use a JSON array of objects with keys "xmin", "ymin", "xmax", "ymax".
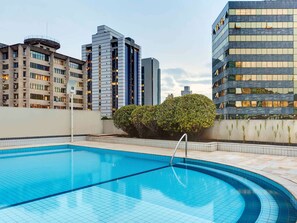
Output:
[
  {"xmin": 103, "ymin": 119, "xmax": 297, "ymax": 144},
  {"xmin": 203, "ymin": 120, "xmax": 297, "ymax": 144},
  {"xmin": 0, "ymin": 107, "xmax": 103, "ymax": 138}
]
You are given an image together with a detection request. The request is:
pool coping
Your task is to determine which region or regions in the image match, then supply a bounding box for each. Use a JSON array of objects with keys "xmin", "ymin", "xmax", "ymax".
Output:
[{"xmin": 0, "ymin": 141, "xmax": 296, "ymax": 204}]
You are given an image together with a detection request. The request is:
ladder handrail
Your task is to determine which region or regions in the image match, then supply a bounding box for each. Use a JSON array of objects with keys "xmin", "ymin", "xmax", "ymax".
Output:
[{"xmin": 170, "ymin": 133, "xmax": 188, "ymax": 165}]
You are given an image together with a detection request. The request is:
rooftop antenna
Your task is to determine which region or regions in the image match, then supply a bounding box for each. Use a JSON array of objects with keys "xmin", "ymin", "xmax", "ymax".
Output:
[{"xmin": 46, "ymin": 22, "xmax": 48, "ymax": 37}]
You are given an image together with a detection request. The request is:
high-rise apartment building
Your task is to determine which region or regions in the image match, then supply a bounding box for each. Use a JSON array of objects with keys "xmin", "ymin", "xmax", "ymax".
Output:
[
  {"xmin": 166, "ymin": 93, "xmax": 174, "ymax": 100},
  {"xmin": 212, "ymin": 0, "xmax": 297, "ymax": 118},
  {"xmin": 141, "ymin": 58, "xmax": 161, "ymax": 105},
  {"xmin": 0, "ymin": 36, "xmax": 87, "ymax": 110},
  {"xmin": 82, "ymin": 25, "xmax": 141, "ymax": 117},
  {"xmin": 0, "ymin": 43, "xmax": 6, "ymax": 48},
  {"xmin": 181, "ymin": 86, "xmax": 192, "ymax": 96}
]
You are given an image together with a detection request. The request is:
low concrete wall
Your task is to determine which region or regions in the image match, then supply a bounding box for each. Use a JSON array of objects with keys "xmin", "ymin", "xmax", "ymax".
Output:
[
  {"xmin": 87, "ymin": 136, "xmax": 297, "ymax": 157},
  {"xmin": 0, "ymin": 107, "xmax": 103, "ymax": 139},
  {"xmin": 203, "ymin": 120, "xmax": 297, "ymax": 144},
  {"xmin": 103, "ymin": 120, "xmax": 125, "ymax": 135},
  {"xmin": 102, "ymin": 119, "xmax": 297, "ymax": 145},
  {"xmin": 88, "ymin": 135, "xmax": 217, "ymax": 152}
]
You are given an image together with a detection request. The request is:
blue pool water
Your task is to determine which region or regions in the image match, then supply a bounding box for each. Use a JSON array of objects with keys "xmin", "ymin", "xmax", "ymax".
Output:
[{"xmin": 0, "ymin": 145, "xmax": 296, "ymax": 223}]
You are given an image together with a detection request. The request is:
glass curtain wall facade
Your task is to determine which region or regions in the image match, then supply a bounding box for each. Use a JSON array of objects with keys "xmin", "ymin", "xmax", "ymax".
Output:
[
  {"xmin": 82, "ymin": 25, "xmax": 142, "ymax": 117},
  {"xmin": 141, "ymin": 58, "xmax": 161, "ymax": 106},
  {"xmin": 212, "ymin": 0, "xmax": 297, "ymax": 119},
  {"xmin": 125, "ymin": 38, "xmax": 140, "ymax": 106}
]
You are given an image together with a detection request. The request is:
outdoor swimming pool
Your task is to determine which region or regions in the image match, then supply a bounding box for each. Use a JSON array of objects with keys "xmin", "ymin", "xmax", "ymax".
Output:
[{"xmin": 0, "ymin": 145, "xmax": 296, "ymax": 222}]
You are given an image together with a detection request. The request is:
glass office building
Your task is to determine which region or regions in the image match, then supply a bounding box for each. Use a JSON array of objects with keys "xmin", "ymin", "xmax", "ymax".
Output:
[
  {"xmin": 212, "ymin": 0, "xmax": 297, "ymax": 119},
  {"xmin": 82, "ymin": 26, "xmax": 141, "ymax": 117}
]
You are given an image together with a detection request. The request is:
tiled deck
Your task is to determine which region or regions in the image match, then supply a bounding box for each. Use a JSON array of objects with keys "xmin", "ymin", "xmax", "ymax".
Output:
[{"xmin": 73, "ymin": 141, "xmax": 297, "ymax": 200}]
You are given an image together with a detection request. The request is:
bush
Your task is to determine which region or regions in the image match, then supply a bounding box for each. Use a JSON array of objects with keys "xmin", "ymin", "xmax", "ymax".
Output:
[
  {"xmin": 131, "ymin": 105, "xmax": 164, "ymax": 138},
  {"xmin": 101, "ymin": 116, "xmax": 111, "ymax": 120},
  {"xmin": 114, "ymin": 94, "xmax": 216, "ymax": 140},
  {"xmin": 131, "ymin": 106, "xmax": 152, "ymax": 138},
  {"xmin": 142, "ymin": 105, "xmax": 163, "ymax": 136},
  {"xmin": 156, "ymin": 94, "xmax": 216, "ymax": 138},
  {"xmin": 113, "ymin": 105, "xmax": 138, "ymax": 137}
]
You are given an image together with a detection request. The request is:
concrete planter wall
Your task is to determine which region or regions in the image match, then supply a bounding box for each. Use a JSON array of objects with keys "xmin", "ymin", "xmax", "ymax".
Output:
[
  {"xmin": 102, "ymin": 119, "xmax": 297, "ymax": 145},
  {"xmin": 87, "ymin": 136, "xmax": 297, "ymax": 157},
  {"xmin": 203, "ymin": 120, "xmax": 297, "ymax": 144},
  {"xmin": 88, "ymin": 136, "xmax": 217, "ymax": 152}
]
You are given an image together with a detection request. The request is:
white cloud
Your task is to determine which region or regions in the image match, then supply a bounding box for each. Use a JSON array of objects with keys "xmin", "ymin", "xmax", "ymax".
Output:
[{"xmin": 161, "ymin": 67, "xmax": 212, "ymax": 102}]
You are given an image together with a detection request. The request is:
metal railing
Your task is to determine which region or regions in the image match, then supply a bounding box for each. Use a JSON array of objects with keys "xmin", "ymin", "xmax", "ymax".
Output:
[
  {"xmin": 170, "ymin": 133, "xmax": 188, "ymax": 165},
  {"xmin": 24, "ymin": 35, "xmax": 60, "ymax": 44}
]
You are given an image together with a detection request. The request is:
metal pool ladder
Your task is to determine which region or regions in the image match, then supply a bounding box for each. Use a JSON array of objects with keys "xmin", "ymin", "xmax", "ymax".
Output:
[{"xmin": 170, "ymin": 133, "xmax": 188, "ymax": 165}]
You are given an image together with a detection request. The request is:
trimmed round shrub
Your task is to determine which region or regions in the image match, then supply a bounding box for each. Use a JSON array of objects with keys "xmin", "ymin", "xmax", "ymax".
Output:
[
  {"xmin": 156, "ymin": 94, "xmax": 216, "ymax": 137},
  {"xmin": 131, "ymin": 106, "xmax": 151, "ymax": 138},
  {"xmin": 113, "ymin": 105, "xmax": 138, "ymax": 137},
  {"xmin": 131, "ymin": 105, "xmax": 163, "ymax": 138},
  {"xmin": 142, "ymin": 105, "xmax": 163, "ymax": 136}
]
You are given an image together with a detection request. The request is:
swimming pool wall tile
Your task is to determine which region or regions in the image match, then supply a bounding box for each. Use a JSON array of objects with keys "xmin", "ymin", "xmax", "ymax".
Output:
[
  {"xmin": 185, "ymin": 159, "xmax": 297, "ymax": 210},
  {"xmin": 0, "ymin": 136, "xmax": 87, "ymax": 148}
]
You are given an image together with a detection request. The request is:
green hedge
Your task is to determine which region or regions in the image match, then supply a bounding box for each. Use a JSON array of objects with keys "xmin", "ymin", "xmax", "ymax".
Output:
[
  {"xmin": 113, "ymin": 104, "xmax": 138, "ymax": 137},
  {"xmin": 113, "ymin": 94, "xmax": 216, "ymax": 139}
]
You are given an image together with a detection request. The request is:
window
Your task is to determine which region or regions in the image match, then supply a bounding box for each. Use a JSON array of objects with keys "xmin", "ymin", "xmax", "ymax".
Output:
[
  {"xmin": 2, "ymin": 52, "xmax": 8, "ymax": 60},
  {"xmin": 70, "ymin": 72, "xmax": 83, "ymax": 78},
  {"xmin": 13, "ymin": 62, "xmax": 18, "ymax": 68},
  {"xmin": 3, "ymin": 84, "xmax": 9, "ymax": 90},
  {"xmin": 54, "ymin": 58, "xmax": 65, "ymax": 65},
  {"xmin": 76, "ymin": 90, "xmax": 83, "ymax": 95},
  {"xmin": 235, "ymin": 101, "xmax": 242, "ymax": 108},
  {"xmin": 54, "ymin": 87, "xmax": 66, "ymax": 93},
  {"xmin": 54, "ymin": 96, "xmax": 66, "ymax": 102},
  {"xmin": 13, "ymin": 51, "xmax": 18, "ymax": 58},
  {"xmin": 30, "ymin": 62, "xmax": 49, "ymax": 71},
  {"xmin": 30, "ymin": 72, "xmax": 50, "ymax": 81},
  {"xmin": 2, "ymin": 64, "xmax": 8, "ymax": 69},
  {"xmin": 2, "ymin": 74, "xmax": 9, "ymax": 80},
  {"xmin": 54, "ymin": 77, "xmax": 65, "ymax": 84},
  {"xmin": 30, "ymin": 83, "xmax": 49, "ymax": 91},
  {"xmin": 73, "ymin": 98, "xmax": 83, "ymax": 103},
  {"xmin": 235, "ymin": 62, "xmax": 242, "ymax": 68},
  {"xmin": 69, "ymin": 62, "xmax": 82, "ymax": 70},
  {"xmin": 30, "ymin": 51, "xmax": 49, "ymax": 61},
  {"xmin": 54, "ymin": 68, "xmax": 65, "ymax": 75},
  {"xmin": 30, "ymin": 93, "xmax": 50, "ymax": 101},
  {"xmin": 251, "ymin": 101, "xmax": 257, "ymax": 107}
]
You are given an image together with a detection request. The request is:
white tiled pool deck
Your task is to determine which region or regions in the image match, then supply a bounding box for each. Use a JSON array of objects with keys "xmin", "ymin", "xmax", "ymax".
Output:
[{"xmin": 73, "ymin": 140, "xmax": 297, "ymax": 201}]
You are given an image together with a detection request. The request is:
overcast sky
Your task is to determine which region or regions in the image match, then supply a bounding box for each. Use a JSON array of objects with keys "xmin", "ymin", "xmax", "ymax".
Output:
[{"xmin": 0, "ymin": 0, "xmax": 256, "ymax": 101}]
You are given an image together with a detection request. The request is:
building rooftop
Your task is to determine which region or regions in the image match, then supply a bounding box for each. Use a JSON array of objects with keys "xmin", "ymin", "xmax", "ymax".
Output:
[{"xmin": 24, "ymin": 35, "xmax": 60, "ymax": 49}]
